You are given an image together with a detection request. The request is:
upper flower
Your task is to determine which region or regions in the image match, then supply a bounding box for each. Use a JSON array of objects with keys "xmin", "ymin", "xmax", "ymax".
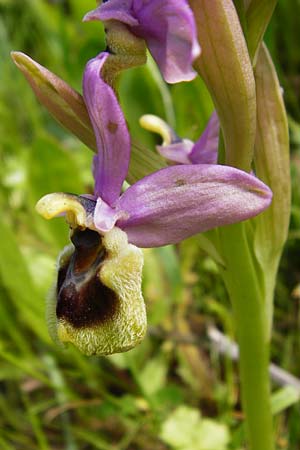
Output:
[
  {"xmin": 83, "ymin": 0, "xmax": 201, "ymax": 83},
  {"xmin": 140, "ymin": 111, "xmax": 219, "ymax": 165}
]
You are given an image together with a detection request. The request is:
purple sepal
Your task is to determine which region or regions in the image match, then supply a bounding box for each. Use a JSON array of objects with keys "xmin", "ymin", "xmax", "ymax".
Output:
[
  {"xmin": 83, "ymin": 53, "xmax": 130, "ymax": 206},
  {"xmin": 190, "ymin": 111, "xmax": 219, "ymax": 165},
  {"xmin": 84, "ymin": 0, "xmax": 201, "ymax": 84},
  {"xmin": 116, "ymin": 165, "xmax": 272, "ymax": 247}
]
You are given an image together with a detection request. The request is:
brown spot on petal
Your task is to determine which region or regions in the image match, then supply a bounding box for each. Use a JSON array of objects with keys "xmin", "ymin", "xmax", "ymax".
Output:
[
  {"xmin": 107, "ymin": 121, "xmax": 118, "ymax": 134},
  {"xmin": 56, "ymin": 229, "xmax": 118, "ymax": 329},
  {"xmin": 175, "ymin": 178, "xmax": 186, "ymax": 187}
]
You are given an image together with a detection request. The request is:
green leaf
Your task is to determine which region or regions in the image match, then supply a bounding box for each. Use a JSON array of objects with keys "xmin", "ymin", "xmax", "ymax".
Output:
[
  {"xmin": 253, "ymin": 44, "xmax": 290, "ymax": 333},
  {"xmin": 138, "ymin": 354, "xmax": 168, "ymax": 397},
  {"xmin": 171, "ymin": 76, "xmax": 214, "ymax": 141},
  {"xmin": 246, "ymin": 0, "xmax": 277, "ymax": 62},
  {"xmin": 160, "ymin": 406, "xmax": 230, "ymax": 450},
  {"xmin": 27, "ymin": 136, "xmax": 86, "ymax": 249},
  {"xmin": 254, "ymin": 44, "xmax": 290, "ymax": 263},
  {"xmin": 0, "ymin": 219, "xmax": 49, "ymax": 341},
  {"xmin": 271, "ymin": 386, "xmax": 300, "ymax": 415},
  {"xmin": 29, "ymin": 136, "xmax": 86, "ymax": 198}
]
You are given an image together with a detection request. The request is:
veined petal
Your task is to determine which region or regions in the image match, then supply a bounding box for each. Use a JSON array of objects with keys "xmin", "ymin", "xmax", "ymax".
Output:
[
  {"xmin": 117, "ymin": 165, "xmax": 272, "ymax": 247},
  {"xmin": 84, "ymin": 0, "xmax": 200, "ymax": 83},
  {"xmin": 83, "ymin": 53, "xmax": 130, "ymax": 206},
  {"xmin": 189, "ymin": 111, "xmax": 219, "ymax": 164}
]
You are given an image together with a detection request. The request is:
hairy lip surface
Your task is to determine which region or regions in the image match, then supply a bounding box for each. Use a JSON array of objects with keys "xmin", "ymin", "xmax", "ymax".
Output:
[{"xmin": 56, "ymin": 229, "xmax": 118, "ymax": 329}]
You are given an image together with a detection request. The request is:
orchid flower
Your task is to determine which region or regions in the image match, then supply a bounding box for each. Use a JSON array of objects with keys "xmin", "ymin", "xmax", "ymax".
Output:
[
  {"xmin": 84, "ymin": 0, "xmax": 201, "ymax": 83},
  {"xmin": 36, "ymin": 53, "xmax": 272, "ymax": 356},
  {"xmin": 140, "ymin": 111, "xmax": 220, "ymax": 165}
]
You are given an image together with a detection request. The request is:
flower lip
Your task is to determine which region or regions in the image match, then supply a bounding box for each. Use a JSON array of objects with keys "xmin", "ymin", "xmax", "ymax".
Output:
[
  {"xmin": 54, "ymin": 227, "xmax": 147, "ymax": 356},
  {"xmin": 56, "ymin": 228, "xmax": 119, "ymax": 330}
]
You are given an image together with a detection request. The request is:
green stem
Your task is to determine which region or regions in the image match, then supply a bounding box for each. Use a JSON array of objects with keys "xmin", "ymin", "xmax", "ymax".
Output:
[{"xmin": 219, "ymin": 222, "xmax": 274, "ymax": 450}]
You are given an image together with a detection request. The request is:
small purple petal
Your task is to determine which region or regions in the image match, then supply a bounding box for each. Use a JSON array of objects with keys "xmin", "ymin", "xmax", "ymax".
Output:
[
  {"xmin": 153, "ymin": 112, "xmax": 219, "ymax": 165},
  {"xmin": 116, "ymin": 165, "xmax": 272, "ymax": 247},
  {"xmin": 190, "ymin": 111, "xmax": 219, "ymax": 165},
  {"xmin": 83, "ymin": 53, "xmax": 130, "ymax": 206},
  {"xmin": 84, "ymin": 0, "xmax": 200, "ymax": 84},
  {"xmin": 94, "ymin": 197, "xmax": 123, "ymax": 232},
  {"xmin": 157, "ymin": 139, "xmax": 193, "ymax": 164}
]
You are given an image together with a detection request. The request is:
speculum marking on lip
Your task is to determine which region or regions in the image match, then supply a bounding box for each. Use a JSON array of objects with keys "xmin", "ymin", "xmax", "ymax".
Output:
[
  {"xmin": 56, "ymin": 229, "xmax": 118, "ymax": 329},
  {"xmin": 56, "ymin": 272, "xmax": 118, "ymax": 329}
]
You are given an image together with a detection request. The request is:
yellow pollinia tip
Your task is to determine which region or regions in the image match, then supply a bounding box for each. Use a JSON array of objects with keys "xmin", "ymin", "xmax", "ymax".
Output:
[{"xmin": 139, "ymin": 114, "xmax": 173, "ymax": 146}]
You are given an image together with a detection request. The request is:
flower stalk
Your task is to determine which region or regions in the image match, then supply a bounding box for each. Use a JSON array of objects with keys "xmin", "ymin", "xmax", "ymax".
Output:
[{"xmin": 220, "ymin": 222, "xmax": 274, "ymax": 450}]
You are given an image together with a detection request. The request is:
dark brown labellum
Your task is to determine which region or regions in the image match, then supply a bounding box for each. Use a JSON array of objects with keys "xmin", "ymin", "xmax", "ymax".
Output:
[{"xmin": 56, "ymin": 229, "xmax": 118, "ymax": 329}]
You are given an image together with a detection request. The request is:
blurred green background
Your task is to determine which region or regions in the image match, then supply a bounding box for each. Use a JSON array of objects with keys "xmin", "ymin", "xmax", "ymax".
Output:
[{"xmin": 0, "ymin": 1, "xmax": 299, "ymax": 449}]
